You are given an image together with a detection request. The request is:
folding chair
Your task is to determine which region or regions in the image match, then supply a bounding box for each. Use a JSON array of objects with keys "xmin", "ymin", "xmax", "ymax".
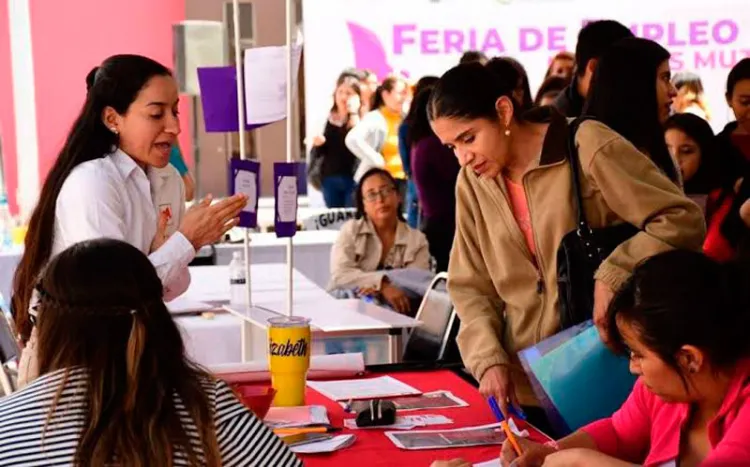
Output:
[{"xmin": 402, "ymin": 272, "xmax": 460, "ymax": 363}]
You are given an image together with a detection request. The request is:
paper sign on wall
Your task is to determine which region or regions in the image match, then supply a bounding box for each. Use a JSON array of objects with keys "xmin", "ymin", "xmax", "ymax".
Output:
[
  {"xmin": 228, "ymin": 159, "xmax": 260, "ymax": 228},
  {"xmin": 274, "ymin": 162, "xmax": 300, "ymax": 238}
]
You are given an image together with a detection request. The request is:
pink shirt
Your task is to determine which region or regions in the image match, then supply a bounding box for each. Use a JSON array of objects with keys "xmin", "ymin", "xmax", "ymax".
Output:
[
  {"xmin": 583, "ymin": 361, "xmax": 750, "ymax": 466},
  {"xmin": 504, "ymin": 177, "xmax": 536, "ymax": 257}
]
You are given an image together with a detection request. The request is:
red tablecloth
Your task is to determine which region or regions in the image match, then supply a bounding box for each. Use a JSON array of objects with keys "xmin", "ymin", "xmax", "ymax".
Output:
[{"xmin": 248, "ymin": 370, "xmax": 550, "ymax": 467}]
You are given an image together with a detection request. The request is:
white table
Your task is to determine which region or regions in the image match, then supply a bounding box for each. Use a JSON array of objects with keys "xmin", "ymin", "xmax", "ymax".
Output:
[
  {"xmin": 200, "ymin": 230, "xmax": 338, "ymax": 288},
  {"xmin": 180, "ymin": 264, "xmax": 420, "ymax": 366}
]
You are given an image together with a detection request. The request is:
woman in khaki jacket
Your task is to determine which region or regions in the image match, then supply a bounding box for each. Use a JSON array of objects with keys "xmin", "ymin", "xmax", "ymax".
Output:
[
  {"xmin": 328, "ymin": 168, "xmax": 430, "ymax": 314},
  {"xmin": 428, "ymin": 63, "xmax": 706, "ymax": 430}
]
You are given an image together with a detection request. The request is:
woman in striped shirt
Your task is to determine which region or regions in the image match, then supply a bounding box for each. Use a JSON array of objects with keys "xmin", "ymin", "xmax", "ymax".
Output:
[{"xmin": 0, "ymin": 238, "xmax": 300, "ymax": 467}]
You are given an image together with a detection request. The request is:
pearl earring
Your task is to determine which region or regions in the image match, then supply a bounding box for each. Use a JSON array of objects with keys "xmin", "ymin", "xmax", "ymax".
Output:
[
  {"xmin": 109, "ymin": 127, "xmax": 118, "ymax": 135},
  {"xmin": 504, "ymin": 128, "xmax": 511, "ymax": 136}
]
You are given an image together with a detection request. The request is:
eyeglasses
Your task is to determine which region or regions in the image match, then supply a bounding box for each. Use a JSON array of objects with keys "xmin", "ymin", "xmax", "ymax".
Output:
[{"xmin": 363, "ymin": 185, "xmax": 396, "ymax": 203}]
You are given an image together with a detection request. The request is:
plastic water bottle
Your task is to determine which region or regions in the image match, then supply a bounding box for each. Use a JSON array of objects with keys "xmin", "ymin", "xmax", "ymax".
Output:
[
  {"xmin": 0, "ymin": 194, "xmax": 13, "ymax": 251},
  {"xmin": 229, "ymin": 251, "xmax": 248, "ymax": 305}
]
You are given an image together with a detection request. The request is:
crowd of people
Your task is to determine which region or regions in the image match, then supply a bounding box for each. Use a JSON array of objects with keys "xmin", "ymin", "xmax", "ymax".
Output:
[{"xmin": 1, "ymin": 16, "xmax": 750, "ymax": 467}]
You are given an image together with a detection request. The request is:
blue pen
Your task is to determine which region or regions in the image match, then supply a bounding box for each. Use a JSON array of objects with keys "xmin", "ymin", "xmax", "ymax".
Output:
[{"xmin": 488, "ymin": 396, "xmax": 527, "ymax": 421}]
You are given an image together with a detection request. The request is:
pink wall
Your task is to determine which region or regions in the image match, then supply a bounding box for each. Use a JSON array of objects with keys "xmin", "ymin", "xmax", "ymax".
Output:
[
  {"xmin": 0, "ymin": 0, "xmax": 18, "ymax": 213},
  {"xmin": 29, "ymin": 0, "xmax": 191, "ymax": 186}
]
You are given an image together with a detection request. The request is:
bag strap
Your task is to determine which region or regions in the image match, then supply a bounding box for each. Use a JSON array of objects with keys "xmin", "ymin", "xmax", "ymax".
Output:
[{"xmin": 567, "ymin": 116, "xmax": 596, "ymax": 240}]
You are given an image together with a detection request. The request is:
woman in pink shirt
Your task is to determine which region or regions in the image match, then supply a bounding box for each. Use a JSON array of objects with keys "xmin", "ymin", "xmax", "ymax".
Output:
[{"xmin": 500, "ymin": 249, "xmax": 750, "ymax": 467}]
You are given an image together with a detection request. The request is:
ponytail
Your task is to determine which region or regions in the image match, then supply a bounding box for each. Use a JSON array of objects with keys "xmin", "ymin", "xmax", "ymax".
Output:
[{"xmin": 370, "ymin": 76, "xmax": 401, "ymax": 112}]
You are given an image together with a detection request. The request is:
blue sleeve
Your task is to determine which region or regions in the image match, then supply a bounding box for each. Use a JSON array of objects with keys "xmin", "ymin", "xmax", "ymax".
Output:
[
  {"xmin": 169, "ymin": 145, "xmax": 189, "ymax": 176},
  {"xmin": 398, "ymin": 122, "xmax": 411, "ymax": 176}
]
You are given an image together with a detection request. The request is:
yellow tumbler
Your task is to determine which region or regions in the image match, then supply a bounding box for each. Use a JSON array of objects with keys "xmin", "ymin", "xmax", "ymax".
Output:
[{"xmin": 267, "ymin": 316, "xmax": 311, "ymax": 407}]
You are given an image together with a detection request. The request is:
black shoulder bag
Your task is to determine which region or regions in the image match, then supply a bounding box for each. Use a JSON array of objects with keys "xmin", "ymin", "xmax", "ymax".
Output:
[{"xmin": 556, "ymin": 117, "xmax": 639, "ymax": 330}]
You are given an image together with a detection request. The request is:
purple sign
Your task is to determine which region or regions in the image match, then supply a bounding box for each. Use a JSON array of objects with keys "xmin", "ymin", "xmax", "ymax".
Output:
[
  {"xmin": 274, "ymin": 162, "xmax": 300, "ymax": 238},
  {"xmin": 228, "ymin": 159, "xmax": 260, "ymax": 228},
  {"xmin": 197, "ymin": 66, "xmax": 269, "ymax": 133}
]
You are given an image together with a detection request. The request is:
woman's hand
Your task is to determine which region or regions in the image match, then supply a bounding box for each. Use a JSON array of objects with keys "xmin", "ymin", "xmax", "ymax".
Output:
[
  {"xmin": 310, "ymin": 135, "xmax": 326, "ymax": 147},
  {"xmin": 178, "ymin": 194, "xmax": 247, "ymax": 250},
  {"xmin": 430, "ymin": 459, "xmax": 471, "ymax": 467},
  {"xmin": 593, "ymin": 280, "xmax": 615, "ymax": 348},
  {"xmin": 381, "ymin": 283, "xmax": 411, "ymax": 314},
  {"xmin": 479, "ymin": 365, "xmax": 519, "ymax": 419},
  {"xmin": 501, "ymin": 438, "xmax": 556, "ymax": 467},
  {"xmin": 740, "ymin": 199, "xmax": 750, "ymax": 227},
  {"xmin": 150, "ymin": 210, "xmax": 170, "ymax": 253}
]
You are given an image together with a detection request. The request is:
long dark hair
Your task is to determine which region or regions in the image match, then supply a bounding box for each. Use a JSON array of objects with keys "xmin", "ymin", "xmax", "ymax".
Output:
[
  {"xmin": 371, "ymin": 76, "xmax": 401, "ymax": 111},
  {"xmin": 608, "ymin": 250, "xmax": 750, "ymax": 381},
  {"xmin": 404, "ymin": 87, "xmax": 436, "ymax": 150},
  {"xmin": 354, "ymin": 168, "xmax": 405, "ymax": 221},
  {"xmin": 36, "ymin": 238, "xmax": 220, "ymax": 466},
  {"xmin": 11, "ymin": 55, "xmax": 172, "ymax": 342},
  {"xmin": 583, "ymin": 38, "xmax": 679, "ymax": 183},
  {"xmin": 663, "ymin": 113, "xmax": 729, "ymax": 197}
]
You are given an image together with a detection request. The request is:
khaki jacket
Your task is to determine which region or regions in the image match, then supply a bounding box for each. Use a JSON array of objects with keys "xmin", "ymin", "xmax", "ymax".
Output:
[
  {"xmin": 328, "ymin": 218, "xmax": 430, "ymax": 291},
  {"xmin": 449, "ymin": 113, "xmax": 706, "ymax": 406}
]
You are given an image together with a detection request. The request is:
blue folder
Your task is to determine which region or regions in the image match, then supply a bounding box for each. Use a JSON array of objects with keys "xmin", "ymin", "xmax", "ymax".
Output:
[{"xmin": 518, "ymin": 320, "xmax": 637, "ymax": 436}]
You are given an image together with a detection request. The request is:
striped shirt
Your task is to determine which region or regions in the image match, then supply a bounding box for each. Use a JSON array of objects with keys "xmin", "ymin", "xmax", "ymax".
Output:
[{"xmin": 0, "ymin": 368, "xmax": 302, "ymax": 467}]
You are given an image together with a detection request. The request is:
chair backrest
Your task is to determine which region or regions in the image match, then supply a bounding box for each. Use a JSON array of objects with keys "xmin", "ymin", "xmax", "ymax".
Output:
[
  {"xmin": 0, "ymin": 294, "xmax": 20, "ymax": 395},
  {"xmin": 402, "ymin": 273, "xmax": 460, "ymax": 363}
]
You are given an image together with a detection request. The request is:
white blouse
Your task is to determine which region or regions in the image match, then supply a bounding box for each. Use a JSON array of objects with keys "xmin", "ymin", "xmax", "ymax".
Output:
[{"xmin": 52, "ymin": 149, "xmax": 194, "ymax": 300}]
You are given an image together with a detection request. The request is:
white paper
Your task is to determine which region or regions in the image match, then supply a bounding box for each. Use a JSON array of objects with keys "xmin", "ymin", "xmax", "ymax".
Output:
[
  {"xmin": 385, "ymin": 423, "xmax": 505, "ymax": 451},
  {"xmin": 234, "ymin": 170, "xmax": 257, "ymax": 213},
  {"xmin": 307, "ymin": 375, "xmax": 421, "ymax": 402},
  {"xmin": 264, "ymin": 405, "xmax": 330, "ymax": 428},
  {"xmin": 165, "ymin": 296, "xmax": 215, "ymax": 315},
  {"xmin": 210, "ymin": 352, "xmax": 365, "ymax": 383},
  {"xmin": 344, "ymin": 414, "xmax": 452, "ymax": 430},
  {"xmin": 290, "ymin": 434, "xmax": 356, "ymax": 454},
  {"xmin": 277, "ymin": 175, "xmax": 298, "ymax": 223},
  {"xmin": 341, "ymin": 391, "xmax": 469, "ymax": 412},
  {"xmin": 243, "ymin": 42, "xmax": 303, "ymax": 124}
]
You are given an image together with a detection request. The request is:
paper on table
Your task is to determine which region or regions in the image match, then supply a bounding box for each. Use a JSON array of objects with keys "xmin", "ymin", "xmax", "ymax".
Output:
[
  {"xmin": 341, "ymin": 391, "xmax": 469, "ymax": 412},
  {"xmin": 343, "ymin": 414, "xmax": 452, "ymax": 430},
  {"xmin": 166, "ymin": 296, "xmax": 215, "ymax": 315},
  {"xmin": 264, "ymin": 405, "xmax": 329, "ymax": 428},
  {"xmin": 385, "ymin": 423, "xmax": 506, "ymax": 451},
  {"xmin": 243, "ymin": 41, "xmax": 303, "ymax": 124},
  {"xmin": 307, "ymin": 375, "xmax": 421, "ymax": 401},
  {"xmin": 211, "ymin": 352, "xmax": 365, "ymax": 383},
  {"xmin": 290, "ymin": 434, "xmax": 356, "ymax": 454}
]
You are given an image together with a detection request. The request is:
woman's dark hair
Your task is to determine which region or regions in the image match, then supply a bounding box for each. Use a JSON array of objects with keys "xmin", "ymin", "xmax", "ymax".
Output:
[
  {"xmin": 608, "ymin": 250, "xmax": 750, "ymax": 383},
  {"xmin": 36, "ymin": 238, "xmax": 220, "ymax": 466},
  {"xmin": 664, "ymin": 113, "xmax": 725, "ymax": 196},
  {"xmin": 404, "ymin": 87, "xmax": 435, "ymax": 149},
  {"xmin": 413, "ymin": 76, "xmax": 439, "ymax": 97},
  {"xmin": 371, "ymin": 76, "xmax": 401, "ymax": 111},
  {"xmin": 486, "ymin": 57, "xmax": 533, "ymax": 111},
  {"xmin": 583, "ymin": 37, "xmax": 679, "ymax": 183},
  {"xmin": 428, "ymin": 62, "xmax": 533, "ymax": 123},
  {"xmin": 11, "ymin": 54, "xmax": 172, "ymax": 342},
  {"xmin": 330, "ymin": 76, "xmax": 362, "ymax": 115},
  {"xmin": 535, "ymin": 75, "xmax": 569, "ymax": 106},
  {"xmin": 354, "ymin": 168, "xmax": 405, "ymax": 221},
  {"xmin": 726, "ymin": 58, "xmax": 750, "ymax": 98}
]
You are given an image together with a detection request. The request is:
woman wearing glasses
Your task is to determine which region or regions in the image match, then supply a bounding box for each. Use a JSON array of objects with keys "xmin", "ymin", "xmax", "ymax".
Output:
[{"xmin": 328, "ymin": 168, "xmax": 430, "ymax": 315}]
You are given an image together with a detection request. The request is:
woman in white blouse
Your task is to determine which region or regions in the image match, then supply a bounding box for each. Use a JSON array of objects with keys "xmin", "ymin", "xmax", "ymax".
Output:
[
  {"xmin": 11, "ymin": 54, "xmax": 247, "ymax": 383},
  {"xmin": 0, "ymin": 238, "xmax": 301, "ymax": 467}
]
